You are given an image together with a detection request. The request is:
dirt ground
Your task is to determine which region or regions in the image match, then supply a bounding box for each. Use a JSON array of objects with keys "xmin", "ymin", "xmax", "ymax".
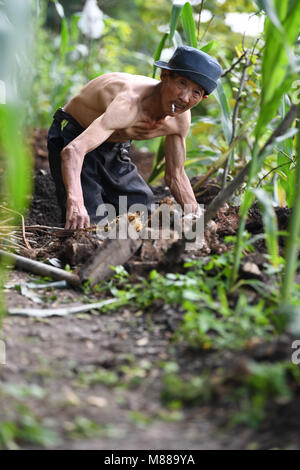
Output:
[
  {"xmin": 0, "ymin": 133, "xmax": 299, "ymax": 450},
  {"xmin": 3, "ymin": 267, "xmax": 299, "ymax": 450}
]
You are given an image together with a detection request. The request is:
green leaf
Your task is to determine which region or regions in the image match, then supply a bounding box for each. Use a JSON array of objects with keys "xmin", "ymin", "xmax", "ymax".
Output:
[
  {"xmin": 70, "ymin": 13, "xmax": 80, "ymax": 44},
  {"xmin": 0, "ymin": 105, "xmax": 32, "ymax": 213},
  {"xmin": 256, "ymin": 0, "xmax": 283, "ymax": 32},
  {"xmin": 147, "ymin": 165, "xmax": 165, "ymax": 184},
  {"xmin": 152, "ymin": 33, "xmax": 169, "ymax": 79},
  {"xmin": 278, "ymin": 95, "xmax": 294, "ymax": 156},
  {"xmin": 256, "ymin": 76, "xmax": 294, "ymax": 138},
  {"xmin": 213, "ymin": 81, "xmax": 232, "ymax": 145},
  {"xmin": 181, "ymin": 2, "xmax": 197, "ymax": 48},
  {"xmin": 169, "ymin": 3, "xmax": 183, "ymax": 46},
  {"xmin": 200, "ymin": 41, "xmax": 214, "ymax": 53},
  {"xmin": 173, "ymin": 30, "xmax": 183, "ymax": 48},
  {"xmin": 184, "ymin": 156, "xmax": 216, "ymax": 167},
  {"xmin": 60, "ymin": 18, "xmax": 69, "ymax": 63},
  {"xmin": 285, "ymin": 304, "xmax": 300, "ymax": 336},
  {"xmin": 252, "ymin": 188, "xmax": 280, "ymax": 267},
  {"xmin": 278, "ymin": 169, "xmax": 295, "ymax": 208},
  {"xmin": 255, "ymin": 0, "xmax": 300, "ymax": 139},
  {"xmin": 147, "ymin": 137, "xmax": 165, "ymax": 183}
]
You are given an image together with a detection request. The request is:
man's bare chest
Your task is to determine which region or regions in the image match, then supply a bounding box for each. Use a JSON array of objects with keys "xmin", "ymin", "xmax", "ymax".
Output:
[{"xmin": 108, "ymin": 115, "xmax": 177, "ymax": 142}]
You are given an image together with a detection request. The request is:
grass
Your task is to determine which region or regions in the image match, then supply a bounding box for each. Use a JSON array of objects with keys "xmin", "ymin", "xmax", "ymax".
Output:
[
  {"xmin": 161, "ymin": 361, "xmax": 300, "ymax": 428},
  {"xmin": 97, "ymin": 236, "xmax": 285, "ymax": 352}
]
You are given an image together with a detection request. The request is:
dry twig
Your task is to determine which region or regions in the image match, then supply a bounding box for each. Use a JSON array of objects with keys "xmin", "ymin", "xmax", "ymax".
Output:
[{"xmin": 0, "ymin": 205, "xmax": 32, "ymax": 250}]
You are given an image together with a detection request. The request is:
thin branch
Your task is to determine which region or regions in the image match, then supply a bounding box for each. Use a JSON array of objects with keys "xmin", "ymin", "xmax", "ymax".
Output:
[
  {"xmin": 221, "ymin": 52, "xmax": 247, "ymax": 78},
  {"xmin": 250, "ymin": 37, "xmax": 260, "ymax": 60},
  {"xmin": 275, "ymin": 147, "xmax": 295, "ymax": 161},
  {"xmin": 256, "ymin": 161, "xmax": 295, "ymax": 187},
  {"xmin": 222, "ymin": 53, "xmax": 251, "ymax": 189},
  {"xmin": 197, "ymin": 0, "xmax": 205, "ymax": 45},
  {"xmin": 199, "ymin": 15, "xmax": 214, "ymax": 44},
  {"xmin": 25, "ymin": 225, "xmax": 65, "ymax": 231}
]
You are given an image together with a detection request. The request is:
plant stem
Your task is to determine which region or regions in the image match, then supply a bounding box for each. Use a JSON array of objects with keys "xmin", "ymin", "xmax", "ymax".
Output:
[
  {"xmin": 230, "ymin": 142, "xmax": 259, "ymax": 287},
  {"xmin": 222, "ymin": 54, "xmax": 250, "ymax": 189},
  {"xmin": 281, "ymin": 114, "xmax": 300, "ymax": 303}
]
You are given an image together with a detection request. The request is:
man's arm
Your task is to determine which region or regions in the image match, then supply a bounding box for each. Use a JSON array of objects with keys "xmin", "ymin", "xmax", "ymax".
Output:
[
  {"xmin": 164, "ymin": 132, "xmax": 198, "ymax": 214},
  {"xmin": 61, "ymin": 95, "xmax": 137, "ymax": 229}
]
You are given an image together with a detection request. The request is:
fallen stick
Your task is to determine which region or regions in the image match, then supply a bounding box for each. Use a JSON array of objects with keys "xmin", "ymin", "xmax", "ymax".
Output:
[
  {"xmin": 0, "ymin": 249, "xmax": 80, "ymax": 287},
  {"xmin": 8, "ymin": 298, "xmax": 118, "ymax": 317},
  {"xmin": 0, "ymin": 205, "xmax": 32, "ymax": 250}
]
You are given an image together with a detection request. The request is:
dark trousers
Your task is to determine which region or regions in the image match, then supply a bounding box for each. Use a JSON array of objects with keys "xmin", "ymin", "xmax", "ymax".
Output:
[{"xmin": 47, "ymin": 108, "xmax": 154, "ymax": 224}]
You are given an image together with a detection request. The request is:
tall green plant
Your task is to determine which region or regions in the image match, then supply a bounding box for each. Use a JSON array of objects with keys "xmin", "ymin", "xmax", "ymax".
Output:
[
  {"xmin": 0, "ymin": 1, "xmax": 32, "ymax": 323},
  {"xmin": 281, "ymin": 120, "xmax": 300, "ymax": 305},
  {"xmin": 231, "ymin": 0, "xmax": 300, "ymax": 286},
  {"xmin": 255, "ymin": 0, "xmax": 300, "ymax": 140}
]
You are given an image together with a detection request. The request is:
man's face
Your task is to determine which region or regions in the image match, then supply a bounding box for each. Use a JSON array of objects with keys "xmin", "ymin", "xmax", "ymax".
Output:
[{"xmin": 161, "ymin": 71, "xmax": 206, "ymax": 115}]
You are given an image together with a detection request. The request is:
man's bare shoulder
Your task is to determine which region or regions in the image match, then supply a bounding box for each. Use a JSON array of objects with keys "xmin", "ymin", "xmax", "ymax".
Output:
[
  {"xmin": 65, "ymin": 73, "xmax": 159, "ymax": 127},
  {"xmin": 85, "ymin": 72, "xmax": 159, "ymax": 94}
]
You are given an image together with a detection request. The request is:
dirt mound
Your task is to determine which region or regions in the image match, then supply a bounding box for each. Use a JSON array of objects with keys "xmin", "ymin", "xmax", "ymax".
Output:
[{"xmin": 26, "ymin": 170, "xmax": 62, "ymax": 227}]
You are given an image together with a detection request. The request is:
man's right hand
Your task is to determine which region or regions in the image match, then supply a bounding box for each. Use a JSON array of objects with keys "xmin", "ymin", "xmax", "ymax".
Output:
[{"xmin": 65, "ymin": 197, "xmax": 90, "ymax": 230}]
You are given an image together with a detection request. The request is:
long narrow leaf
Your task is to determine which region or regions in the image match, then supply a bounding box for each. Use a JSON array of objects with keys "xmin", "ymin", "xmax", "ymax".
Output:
[
  {"xmin": 213, "ymin": 82, "xmax": 232, "ymax": 145},
  {"xmin": 252, "ymin": 188, "xmax": 280, "ymax": 267},
  {"xmin": 169, "ymin": 3, "xmax": 183, "ymax": 46},
  {"xmin": 0, "ymin": 106, "xmax": 32, "ymax": 212},
  {"xmin": 281, "ymin": 118, "xmax": 300, "ymax": 305},
  {"xmin": 255, "ymin": 0, "xmax": 300, "ymax": 139},
  {"xmin": 60, "ymin": 18, "xmax": 69, "ymax": 63},
  {"xmin": 152, "ymin": 33, "xmax": 169, "ymax": 79},
  {"xmin": 181, "ymin": 2, "xmax": 197, "ymax": 48},
  {"xmin": 256, "ymin": 0, "xmax": 283, "ymax": 32}
]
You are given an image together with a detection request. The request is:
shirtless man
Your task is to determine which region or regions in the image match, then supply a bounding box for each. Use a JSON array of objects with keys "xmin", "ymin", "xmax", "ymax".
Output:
[{"xmin": 47, "ymin": 46, "xmax": 222, "ymax": 229}]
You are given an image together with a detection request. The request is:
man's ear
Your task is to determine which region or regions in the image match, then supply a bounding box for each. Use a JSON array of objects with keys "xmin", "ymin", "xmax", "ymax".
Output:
[{"xmin": 160, "ymin": 69, "xmax": 169, "ymax": 82}]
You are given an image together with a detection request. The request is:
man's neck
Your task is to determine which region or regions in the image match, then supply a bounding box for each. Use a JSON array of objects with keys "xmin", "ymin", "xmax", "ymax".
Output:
[{"xmin": 141, "ymin": 82, "xmax": 168, "ymax": 121}]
